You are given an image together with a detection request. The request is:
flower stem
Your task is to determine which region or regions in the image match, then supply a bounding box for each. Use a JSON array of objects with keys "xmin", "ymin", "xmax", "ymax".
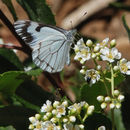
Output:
[
  {"xmin": 111, "ymin": 64, "xmax": 114, "ymax": 97},
  {"xmin": 111, "ymin": 109, "xmax": 115, "ymax": 130},
  {"xmin": 110, "ymin": 64, "xmax": 115, "ymax": 130}
]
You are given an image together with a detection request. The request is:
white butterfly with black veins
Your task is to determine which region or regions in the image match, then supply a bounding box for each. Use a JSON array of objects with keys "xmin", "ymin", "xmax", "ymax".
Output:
[{"xmin": 14, "ymin": 20, "xmax": 77, "ymax": 73}]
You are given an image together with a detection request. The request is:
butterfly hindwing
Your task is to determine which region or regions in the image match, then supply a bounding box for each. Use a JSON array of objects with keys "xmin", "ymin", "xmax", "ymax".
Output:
[{"xmin": 14, "ymin": 20, "xmax": 72, "ymax": 73}]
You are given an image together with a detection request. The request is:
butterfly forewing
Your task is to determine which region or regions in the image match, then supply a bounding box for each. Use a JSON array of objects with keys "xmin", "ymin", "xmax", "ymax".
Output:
[{"xmin": 14, "ymin": 20, "xmax": 76, "ymax": 73}]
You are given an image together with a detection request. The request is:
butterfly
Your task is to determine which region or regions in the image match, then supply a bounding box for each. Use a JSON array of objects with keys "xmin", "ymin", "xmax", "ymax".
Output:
[{"xmin": 14, "ymin": 20, "xmax": 77, "ymax": 73}]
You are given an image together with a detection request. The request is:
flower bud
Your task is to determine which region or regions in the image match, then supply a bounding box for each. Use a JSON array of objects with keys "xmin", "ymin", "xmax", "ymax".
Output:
[
  {"xmin": 113, "ymin": 66, "xmax": 119, "ymax": 72},
  {"xmin": 52, "ymin": 109, "xmax": 57, "ymax": 115},
  {"xmin": 118, "ymin": 95, "xmax": 125, "ymax": 102},
  {"xmin": 29, "ymin": 117, "xmax": 36, "ymax": 123},
  {"xmin": 94, "ymin": 46, "xmax": 100, "ymax": 52},
  {"xmin": 80, "ymin": 69, "xmax": 86, "ymax": 74},
  {"xmin": 69, "ymin": 116, "xmax": 76, "ymax": 122},
  {"xmin": 113, "ymin": 90, "xmax": 120, "ymax": 96},
  {"xmin": 43, "ymin": 115, "xmax": 48, "ymax": 120},
  {"xmin": 116, "ymin": 103, "xmax": 121, "ymax": 109},
  {"xmin": 110, "ymin": 39, "xmax": 116, "ymax": 47},
  {"xmin": 87, "ymin": 105, "xmax": 94, "ymax": 115},
  {"xmin": 83, "ymin": 102, "xmax": 89, "ymax": 109},
  {"xmin": 56, "ymin": 126, "xmax": 61, "ymax": 130},
  {"xmin": 105, "ymin": 96, "xmax": 111, "ymax": 103},
  {"xmin": 35, "ymin": 114, "xmax": 41, "ymax": 120},
  {"xmin": 28, "ymin": 124, "xmax": 34, "ymax": 129},
  {"xmin": 80, "ymin": 59, "xmax": 85, "ymax": 64},
  {"xmin": 62, "ymin": 100, "xmax": 68, "ymax": 107},
  {"xmin": 86, "ymin": 39, "xmax": 93, "ymax": 47},
  {"xmin": 50, "ymin": 117, "xmax": 57, "ymax": 123},
  {"xmin": 79, "ymin": 124, "xmax": 84, "ymax": 129},
  {"xmin": 101, "ymin": 103, "xmax": 107, "ymax": 109},
  {"xmin": 63, "ymin": 118, "xmax": 68, "ymax": 123},
  {"xmin": 53, "ymin": 101, "xmax": 60, "ymax": 108},
  {"xmin": 97, "ymin": 96, "xmax": 104, "ymax": 102},
  {"xmin": 110, "ymin": 103, "xmax": 115, "ymax": 109},
  {"xmin": 74, "ymin": 45, "xmax": 79, "ymax": 52},
  {"xmin": 97, "ymin": 65, "xmax": 101, "ymax": 70},
  {"xmin": 92, "ymin": 53, "xmax": 96, "ymax": 59},
  {"xmin": 46, "ymin": 112, "xmax": 52, "ymax": 118}
]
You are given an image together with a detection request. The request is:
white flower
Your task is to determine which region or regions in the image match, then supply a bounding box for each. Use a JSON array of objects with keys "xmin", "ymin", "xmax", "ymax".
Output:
[
  {"xmin": 96, "ymin": 38, "xmax": 109, "ymax": 48},
  {"xmin": 68, "ymin": 102, "xmax": 84, "ymax": 112},
  {"xmin": 64, "ymin": 123, "xmax": 80, "ymax": 130},
  {"xmin": 84, "ymin": 69, "xmax": 100, "ymax": 85},
  {"xmin": 42, "ymin": 121, "xmax": 57, "ymax": 130},
  {"xmin": 41, "ymin": 100, "xmax": 52, "ymax": 113},
  {"xmin": 100, "ymin": 47, "xmax": 121, "ymax": 62},
  {"xmin": 74, "ymin": 38, "xmax": 91, "ymax": 63},
  {"xmin": 56, "ymin": 105, "xmax": 66, "ymax": 118},
  {"xmin": 117, "ymin": 58, "xmax": 130, "ymax": 75}
]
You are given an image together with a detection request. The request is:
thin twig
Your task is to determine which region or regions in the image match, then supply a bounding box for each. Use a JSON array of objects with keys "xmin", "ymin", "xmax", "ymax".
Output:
[
  {"xmin": 0, "ymin": 9, "xmax": 32, "ymax": 55},
  {"xmin": 43, "ymin": 72, "xmax": 67, "ymax": 98},
  {"xmin": 0, "ymin": 44, "xmax": 24, "ymax": 51}
]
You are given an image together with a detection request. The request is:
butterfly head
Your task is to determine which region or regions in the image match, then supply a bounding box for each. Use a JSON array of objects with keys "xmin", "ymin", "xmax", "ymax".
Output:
[{"xmin": 66, "ymin": 29, "xmax": 77, "ymax": 42}]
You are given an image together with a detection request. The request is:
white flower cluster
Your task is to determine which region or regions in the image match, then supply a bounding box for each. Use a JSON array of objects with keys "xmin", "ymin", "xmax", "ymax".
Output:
[
  {"xmin": 74, "ymin": 38, "xmax": 130, "ymax": 85},
  {"xmin": 97, "ymin": 90, "xmax": 124, "ymax": 109},
  {"xmin": 29, "ymin": 100, "xmax": 94, "ymax": 130}
]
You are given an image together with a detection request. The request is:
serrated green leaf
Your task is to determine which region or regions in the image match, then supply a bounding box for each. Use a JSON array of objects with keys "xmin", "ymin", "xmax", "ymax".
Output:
[
  {"xmin": 0, "ymin": 126, "xmax": 16, "ymax": 130},
  {"xmin": 80, "ymin": 82, "xmax": 107, "ymax": 111},
  {"xmin": 2, "ymin": 0, "xmax": 17, "ymax": 21},
  {"xmin": 16, "ymin": 0, "xmax": 55, "ymax": 25},
  {"xmin": 0, "ymin": 106, "xmax": 36, "ymax": 129},
  {"xmin": 85, "ymin": 113, "xmax": 112, "ymax": 130},
  {"xmin": 0, "ymin": 71, "xmax": 28, "ymax": 96},
  {"xmin": 122, "ymin": 15, "xmax": 130, "ymax": 41},
  {"xmin": 0, "ymin": 48, "xmax": 24, "ymax": 73}
]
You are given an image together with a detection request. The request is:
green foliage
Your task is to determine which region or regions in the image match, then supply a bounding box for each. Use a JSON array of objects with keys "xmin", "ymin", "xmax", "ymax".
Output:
[
  {"xmin": 16, "ymin": 0, "xmax": 56, "ymax": 25},
  {"xmin": 2, "ymin": 0, "xmax": 17, "ymax": 21},
  {"xmin": 0, "ymin": 48, "xmax": 24, "ymax": 73},
  {"xmin": 108, "ymin": 109, "xmax": 125, "ymax": 130},
  {"xmin": 122, "ymin": 15, "xmax": 130, "ymax": 41},
  {"xmin": 110, "ymin": 2, "xmax": 130, "ymax": 11},
  {"xmin": 0, "ymin": 71, "xmax": 28, "ymax": 96},
  {"xmin": 0, "ymin": 126, "xmax": 15, "ymax": 130},
  {"xmin": 80, "ymin": 81, "xmax": 107, "ymax": 111},
  {"xmin": 0, "ymin": 106, "xmax": 36, "ymax": 129},
  {"xmin": 85, "ymin": 113, "xmax": 112, "ymax": 129}
]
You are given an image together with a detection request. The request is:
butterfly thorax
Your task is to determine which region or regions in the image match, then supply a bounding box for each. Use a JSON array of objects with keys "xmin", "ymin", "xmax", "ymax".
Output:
[{"xmin": 65, "ymin": 29, "xmax": 77, "ymax": 42}]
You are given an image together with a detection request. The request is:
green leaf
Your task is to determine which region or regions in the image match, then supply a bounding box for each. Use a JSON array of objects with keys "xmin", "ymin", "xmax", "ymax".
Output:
[
  {"xmin": 110, "ymin": 2, "xmax": 130, "ymax": 11},
  {"xmin": 122, "ymin": 15, "xmax": 130, "ymax": 41},
  {"xmin": 16, "ymin": 79, "xmax": 55, "ymax": 107},
  {"xmin": 0, "ymin": 126, "xmax": 16, "ymax": 130},
  {"xmin": 2, "ymin": 0, "xmax": 17, "ymax": 21},
  {"xmin": 85, "ymin": 113, "xmax": 112, "ymax": 130},
  {"xmin": 0, "ymin": 71, "xmax": 28, "ymax": 96},
  {"xmin": 26, "ymin": 68, "xmax": 43, "ymax": 76},
  {"xmin": 0, "ymin": 106, "xmax": 36, "ymax": 129},
  {"xmin": 0, "ymin": 48, "xmax": 24, "ymax": 73},
  {"xmin": 80, "ymin": 82, "xmax": 107, "ymax": 111},
  {"xmin": 16, "ymin": 0, "xmax": 55, "ymax": 25},
  {"xmin": 108, "ymin": 109, "xmax": 125, "ymax": 130}
]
